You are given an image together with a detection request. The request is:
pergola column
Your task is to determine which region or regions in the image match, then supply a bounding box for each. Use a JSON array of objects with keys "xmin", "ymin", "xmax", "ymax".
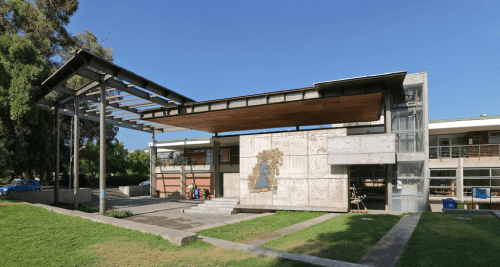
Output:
[
  {"xmin": 73, "ymin": 97, "xmax": 80, "ymax": 208},
  {"xmin": 54, "ymin": 107, "xmax": 60, "ymax": 204},
  {"xmin": 99, "ymin": 80, "xmax": 107, "ymax": 214},
  {"xmin": 151, "ymin": 132, "xmax": 157, "ymax": 197}
]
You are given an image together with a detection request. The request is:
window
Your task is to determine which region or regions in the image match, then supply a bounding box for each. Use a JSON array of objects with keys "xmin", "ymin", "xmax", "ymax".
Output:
[
  {"xmin": 490, "ymin": 131, "xmax": 500, "ymax": 144},
  {"xmin": 186, "ymin": 148, "xmax": 205, "ymax": 153},
  {"xmin": 220, "ymin": 149, "xmax": 230, "ymax": 162},
  {"xmin": 28, "ymin": 181, "xmax": 36, "ymax": 186},
  {"xmin": 463, "ymin": 168, "xmax": 500, "ymax": 197},
  {"xmin": 429, "ymin": 169, "xmax": 457, "ymax": 196}
]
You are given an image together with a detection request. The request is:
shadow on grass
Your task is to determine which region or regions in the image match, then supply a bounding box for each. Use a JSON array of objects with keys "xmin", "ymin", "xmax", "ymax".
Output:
[
  {"xmin": 395, "ymin": 212, "xmax": 500, "ymax": 267},
  {"xmin": 263, "ymin": 213, "xmax": 403, "ymax": 263}
]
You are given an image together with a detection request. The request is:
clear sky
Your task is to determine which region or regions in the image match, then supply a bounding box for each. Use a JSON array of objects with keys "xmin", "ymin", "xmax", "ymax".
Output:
[{"xmin": 65, "ymin": 0, "xmax": 500, "ymax": 151}]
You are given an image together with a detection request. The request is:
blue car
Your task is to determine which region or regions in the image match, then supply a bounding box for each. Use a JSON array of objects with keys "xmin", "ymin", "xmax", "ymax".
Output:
[
  {"xmin": 0, "ymin": 179, "xmax": 41, "ymax": 196},
  {"xmin": 139, "ymin": 179, "xmax": 150, "ymax": 186}
]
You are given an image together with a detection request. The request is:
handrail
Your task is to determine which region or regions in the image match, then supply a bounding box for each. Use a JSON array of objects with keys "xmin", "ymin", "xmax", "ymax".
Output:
[
  {"xmin": 157, "ymin": 156, "xmax": 213, "ymax": 166},
  {"xmin": 429, "ymin": 144, "xmax": 500, "ymax": 159}
]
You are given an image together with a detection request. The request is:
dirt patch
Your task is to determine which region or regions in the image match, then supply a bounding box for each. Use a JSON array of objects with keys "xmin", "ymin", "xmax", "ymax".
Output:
[
  {"xmin": 124, "ymin": 215, "xmax": 205, "ymax": 230},
  {"xmin": 88, "ymin": 239, "xmax": 256, "ymax": 266}
]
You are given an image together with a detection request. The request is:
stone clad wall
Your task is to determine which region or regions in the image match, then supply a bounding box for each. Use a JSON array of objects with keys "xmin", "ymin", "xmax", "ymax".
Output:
[{"xmin": 239, "ymin": 128, "xmax": 349, "ymax": 211}]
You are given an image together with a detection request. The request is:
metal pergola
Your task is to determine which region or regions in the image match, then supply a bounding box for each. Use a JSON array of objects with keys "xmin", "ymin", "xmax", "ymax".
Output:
[{"xmin": 36, "ymin": 49, "xmax": 195, "ymax": 213}]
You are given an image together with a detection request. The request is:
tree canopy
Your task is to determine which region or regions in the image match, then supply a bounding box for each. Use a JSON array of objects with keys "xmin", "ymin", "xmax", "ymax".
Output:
[
  {"xmin": 0, "ymin": 33, "xmax": 52, "ymax": 178},
  {"xmin": 0, "ymin": 0, "xmax": 79, "ymax": 68}
]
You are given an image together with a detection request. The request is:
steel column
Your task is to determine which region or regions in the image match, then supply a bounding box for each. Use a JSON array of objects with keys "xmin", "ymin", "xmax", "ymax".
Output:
[
  {"xmin": 73, "ymin": 97, "xmax": 80, "ymax": 208},
  {"xmin": 99, "ymin": 81, "xmax": 107, "ymax": 214},
  {"xmin": 55, "ymin": 107, "xmax": 60, "ymax": 204},
  {"xmin": 151, "ymin": 132, "xmax": 157, "ymax": 197}
]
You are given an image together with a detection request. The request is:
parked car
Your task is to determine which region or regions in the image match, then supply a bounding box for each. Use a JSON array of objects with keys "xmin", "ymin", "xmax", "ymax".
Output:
[
  {"xmin": 139, "ymin": 179, "xmax": 150, "ymax": 186},
  {"xmin": 0, "ymin": 179, "xmax": 41, "ymax": 196}
]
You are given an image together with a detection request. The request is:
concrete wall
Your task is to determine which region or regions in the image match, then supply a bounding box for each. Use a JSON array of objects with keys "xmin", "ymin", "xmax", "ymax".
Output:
[
  {"xmin": 9, "ymin": 188, "xmax": 92, "ymax": 205},
  {"xmin": 239, "ymin": 128, "xmax": 349, "ymax": 212},
  {"xmin": 429, "ymin": 157, "xmax": 500, "ymax": 169},
  {"xmin": 119, "ymin": 185, "xmax": 150, "ymax": 197},
  {"xmin": 223, "ymin": 173, "xmax": 240, "ymax": 197},
  {"xmin": 328, "ymin": 133, "xmax": 396, "ymax": 164},
  {"xmin": 220, "ymin": 164, "xmax": 239, "ymax": 173}
]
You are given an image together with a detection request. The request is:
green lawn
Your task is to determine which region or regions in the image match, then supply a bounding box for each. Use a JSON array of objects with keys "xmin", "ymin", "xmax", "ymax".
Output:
[
  {"xmin": 196, "ymin": 211, "xmax": 327, "ymax": 243},
  {"xmin": 395, "ymin": 212, "xmax": 500, "ymax": 267},
  {"xmin": 0, "ymin": 200, "xmax": 314, "ymax": 266},
  {"xmin": 260, "ymin": 213, "xmax": 404, "ymax": 263}
]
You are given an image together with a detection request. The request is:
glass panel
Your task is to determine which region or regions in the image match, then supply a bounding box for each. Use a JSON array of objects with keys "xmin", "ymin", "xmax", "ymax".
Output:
[
  {"xmin": 491, "ymin": 179, "xmax": 500, "ymax": 187},
  {"xmin": 489, "ymin": 131, "xmax": 500, "ymax": 144},
  {"xmin": 464, "ymin": 169, "xmax": 490, "ymax": 177},
  {"xmin": 392, "ymin": 179, "xmax": 424, "ymax": 196},
  {"xmin": 492, "ymin": 169, "xmax": 500, "ymax": 177},
  {"xmin": 464, "ymin": 179, "xmax": 490, "ymax": 187},
  {"xmin": 395, "ymin": 161, "xmax": 424, "ymax": 178},
  {"xmin": 451, "ymin": 133, "xmax": 468, "ymax": 146},
  {"xmin": 430, "ymin": 170, "xmax": 457, "ymax": 177},
  {"xmin": 429, "ymin": 136, "xmax": 437, "ymax": 147},
  {"xmin": 430, "ymin": 179, "xmax": 456, "ymax": 187}
]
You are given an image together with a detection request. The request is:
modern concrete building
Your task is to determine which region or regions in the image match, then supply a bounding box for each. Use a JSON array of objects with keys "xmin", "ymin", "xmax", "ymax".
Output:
[
  {"xmin": 145, "ymin": 71, "xmax": 430, "ymax": 213},
  {"xmin": 428, "ymin": 115, "xmax": 500, "ymax": 203}
]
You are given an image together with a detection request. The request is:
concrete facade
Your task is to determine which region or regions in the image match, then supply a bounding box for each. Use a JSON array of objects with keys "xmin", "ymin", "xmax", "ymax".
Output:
[
  {"xmin": 118, "ymin": 185, "xmax": 150, "ymax": 197},
  {"xmin": 238, "ymin": 128, "xmax": 349, "ymax": 212},
  {"xmin": 223, "ymin": 173, "xmax": 240, "ymax": 197},
  {"xmin": 327, "ymin": 133, "xmax": 396, "ymax": 165}
]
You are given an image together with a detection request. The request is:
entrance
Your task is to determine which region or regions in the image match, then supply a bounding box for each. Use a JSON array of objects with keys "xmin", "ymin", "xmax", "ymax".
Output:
[{"xmin": 349, "ymin": 165, "xmax": 387, "ymax": 210}]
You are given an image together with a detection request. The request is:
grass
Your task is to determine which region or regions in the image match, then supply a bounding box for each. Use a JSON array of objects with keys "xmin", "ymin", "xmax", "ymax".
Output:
[
  {"xmin": 197, "ymin": 210, "xmax": 327, "ymax": 243},
  {"xmin": 0, "ymin": 199, "xmax": 315, "ymax": 266},
  {"xmin": 395, "ymin": 212, "xmax": 500, "ymax": 267},
  {"xmin": 261, "ymin": 213, "xmax": 405, "ymax": 263}
]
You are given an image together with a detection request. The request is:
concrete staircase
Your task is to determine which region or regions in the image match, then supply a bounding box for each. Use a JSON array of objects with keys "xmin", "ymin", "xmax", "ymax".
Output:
[
  {"xmin": 183, "ymin": 197, "xmax": 239, "ymax": 216},
  {"xmin": 91, "ymin": 188, "xmax": 129, "ymax": 201}
]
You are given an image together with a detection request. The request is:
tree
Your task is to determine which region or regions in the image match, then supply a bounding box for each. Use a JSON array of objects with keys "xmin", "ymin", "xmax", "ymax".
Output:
[
  {"xmin": 0, "ymin": 33, "xmax": 52, "ymax": 179},
  {"xmin": 80, "ymin": 141, "xmax": 129, "ymax": 179},
  {"xmin": 0, "ymin": 0, "xmax": 79, "ymax": 68},
  {"xmin": 126, "ymin": 149, "xmax": 150, "ymax": 175}
]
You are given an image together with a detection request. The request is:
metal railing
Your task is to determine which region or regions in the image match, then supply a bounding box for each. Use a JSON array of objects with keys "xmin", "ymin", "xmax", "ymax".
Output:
[
  {"xmin": 157, "ymin": 156, "xmax": 213, "ymax": 167},
  {"xmin": 429, "ymin": 144, "xmax": 500, "ymax": 159}
]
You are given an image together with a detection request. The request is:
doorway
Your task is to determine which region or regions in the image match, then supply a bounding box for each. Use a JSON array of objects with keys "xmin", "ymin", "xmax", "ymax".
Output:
[{"xmin": 349, "ymin": 165, "xmax": 386, "ymax": 210}]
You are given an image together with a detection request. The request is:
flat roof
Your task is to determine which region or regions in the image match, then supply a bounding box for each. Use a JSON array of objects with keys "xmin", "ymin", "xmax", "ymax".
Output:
[{"xmin": 429, "ymin": 115, "xmax": 500, "ymax": 135}]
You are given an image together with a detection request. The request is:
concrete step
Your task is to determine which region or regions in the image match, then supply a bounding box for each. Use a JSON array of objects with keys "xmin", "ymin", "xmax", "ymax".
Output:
[
  {"xmin": 200, "ymin": 203, "xmax": 239, "ymax": 208},
  {"xmin": 183, "ymin": 209, "xmax": 233, "ymax": 216},
  {"xmin": 194, "ymin": 206, "xmax": 235, "ymax": 211},
  {"xmin": 210, "ymin": 198, "xmax": 240, "ymax": 203}
]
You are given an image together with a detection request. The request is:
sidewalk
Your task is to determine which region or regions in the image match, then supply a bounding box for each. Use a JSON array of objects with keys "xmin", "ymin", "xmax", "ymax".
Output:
[{"xmin": 358, "ymin": 213, "xmax": 422, "ymax": 267}]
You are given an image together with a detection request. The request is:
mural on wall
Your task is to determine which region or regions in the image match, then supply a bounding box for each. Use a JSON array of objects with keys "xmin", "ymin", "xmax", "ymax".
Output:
[{"xmin": 248, "ymin": 148, "xmax": 283, "ymax": 193}]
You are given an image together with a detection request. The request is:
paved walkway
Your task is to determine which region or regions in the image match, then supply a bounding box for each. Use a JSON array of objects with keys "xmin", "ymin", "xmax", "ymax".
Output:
[
  {"xmin": 198, "ymin": 235, "xmax": 368, "ymax": 267},
  {"xmin": 242, "ymin": 213, "xmax": 342, "ymax": 246},
  {"xmin": 358, "ymin": 212, "xmax": 422, "ymax": 267}
]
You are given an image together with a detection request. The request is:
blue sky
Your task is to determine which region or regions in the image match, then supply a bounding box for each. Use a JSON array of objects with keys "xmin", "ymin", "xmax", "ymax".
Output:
[{"xmin": 65, "ymin": 0, "xmax": 500, "ymax": 151}]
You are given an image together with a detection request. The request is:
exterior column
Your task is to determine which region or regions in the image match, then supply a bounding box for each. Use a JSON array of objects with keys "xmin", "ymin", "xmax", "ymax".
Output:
[
  {"xmin": 458, "ymin": 158, "xmax": 464, "ymax": 202},
  {"xmin": 54, "ymin": 107, "xmax": 60, "ymax": 204},
  {"xmin": 99, "ymin": 81, "xmax": 107, "ymax": 214},
  {"xmin": 384, "ymin": 89, "xmax": 393, "ymax": 212},
  {"xmin": 151, "ymin": 132, "xmax": 157, "ymax": 197},
  {"xmin": 213, "ymin": 138, "xmax": 221, "ymax": 198},
  {"xmin": 423, "ymin": 72, "xmax": 430, "ymax": 211},
  {"xmin": 73, "ymin": 97, "xmax": 80, "ymax": 208}
]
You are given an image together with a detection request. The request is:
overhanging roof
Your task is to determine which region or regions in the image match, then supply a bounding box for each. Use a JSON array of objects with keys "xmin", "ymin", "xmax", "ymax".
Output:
[
  {"xmin": 36, "ymin": 49, "xmax": 195, "ymax": 133},
  {"xmin": 429, "ymin": 116, "xmax": 500, "ymax": 135},
  {"xmin": 140, "ymin": 71, "xmax": 407, "ymax": 133}
]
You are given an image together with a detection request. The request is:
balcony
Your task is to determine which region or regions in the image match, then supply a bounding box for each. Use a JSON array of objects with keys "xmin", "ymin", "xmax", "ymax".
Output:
[{"xmin": 430, "ymin": 144, "xmax": 500, "ymax": 159}]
